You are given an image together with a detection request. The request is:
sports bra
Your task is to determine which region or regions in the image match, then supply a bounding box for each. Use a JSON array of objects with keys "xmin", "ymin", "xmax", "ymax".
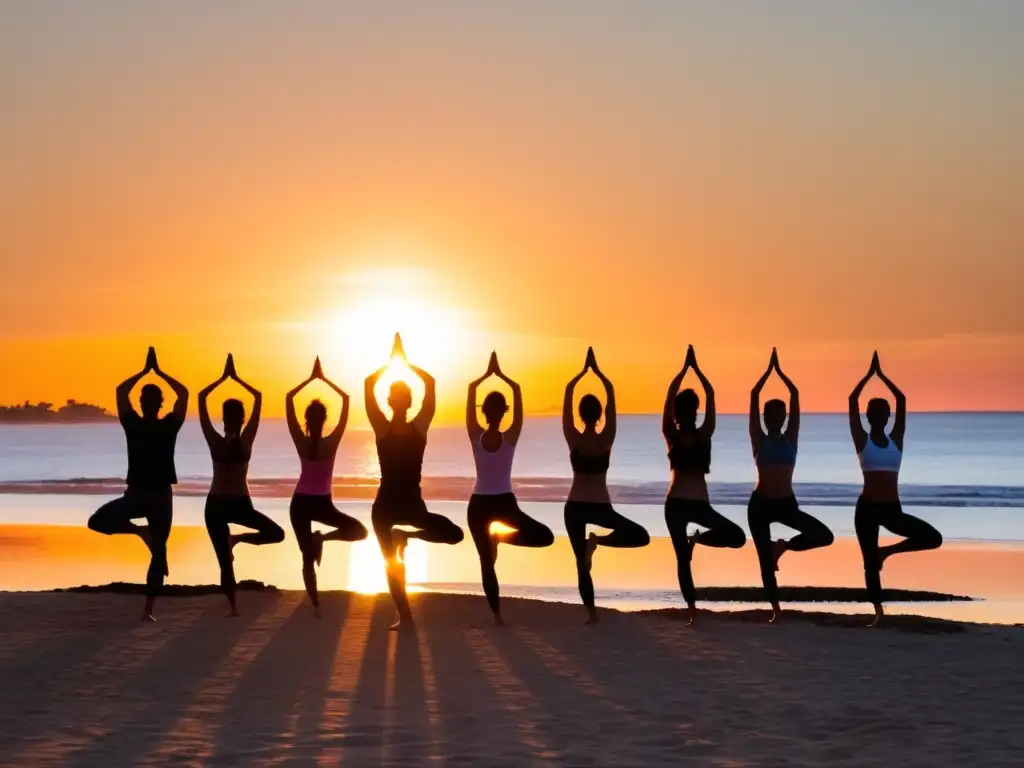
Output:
[
  {"xmin": 570, "ymin": 448, "xmax": 610, "ymax": 475},
  {"xmin": 377, "ymin": 427, "xmax": 427, "ymax": 494},
  {"xmin": 859, "ymin": 434, "xmax": 903, "ymax": 474},
  {"xmin": 295, "ymin": 454, "xmax": 336, "ymax": 496},
  {"xmin": 756, "ymin": 435, "xmax": 797, "ymax": 468},
  {"xmin": 668, "ymin": 430, "xmax": 710, "ymax": 475},
  {"xmin": 472, "ymin": 433, "xmax": 515, "ymax": 495}
]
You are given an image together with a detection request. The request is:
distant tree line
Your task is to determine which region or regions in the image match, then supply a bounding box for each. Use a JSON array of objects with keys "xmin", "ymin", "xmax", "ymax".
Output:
[{"xmin": 0, "ymin": 399, "xmax": 115, "ymax": 424}]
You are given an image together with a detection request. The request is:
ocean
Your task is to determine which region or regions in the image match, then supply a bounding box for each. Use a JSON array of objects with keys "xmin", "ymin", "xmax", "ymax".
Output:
[{"xmin": 1, "ymin": 413, "xmax": 1022, "ymax": 542}]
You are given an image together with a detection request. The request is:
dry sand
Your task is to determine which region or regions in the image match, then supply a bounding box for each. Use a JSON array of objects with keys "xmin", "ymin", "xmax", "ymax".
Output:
[{"xmin": 1, "ymin": 590, "xmax": 1022, "ymax": 767}]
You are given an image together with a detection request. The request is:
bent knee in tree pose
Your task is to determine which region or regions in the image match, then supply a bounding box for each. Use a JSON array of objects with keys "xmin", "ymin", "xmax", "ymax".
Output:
[
  {"xmin": 199, "ymin": 354, "xmax": 285, "ymax": 617},
  {"xmin": 563, "ymin": 347, "xmax": 649, "ymax": 625},
  {"xmin": 286, "ymin": 357, "xmax": 367, "ymax": 618},
  {"xmin": 747, "ymin": 348, "xmax": 833, "ymax": 623},
  {"xmin": 850, "ymin": 352, "xmax": 942, "ymax": 626},
  {"xmin": 663, "ymin": 345, "xmax": 746, "ymax": 624},
  {"xmin": 467, "ymin": 351, "xmax": 554, "ymax": 625},
  {"xmin": 87, "ymin": 347, "xmax": 188, "ymax": 622},
  {"xmin": 368, "ymin": 334, "xmax": 464, "ymax": 632}
]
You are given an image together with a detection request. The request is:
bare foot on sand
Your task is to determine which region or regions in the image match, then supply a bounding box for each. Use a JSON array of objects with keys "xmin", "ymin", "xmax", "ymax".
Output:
[
  {"xmin": 224, "ymin": 607, "xmax": 241, "ymax": 618},
  {"xmin": 140, "ymin": 611, "xmax": 156, "ymax": 622},
  {"xmin": 868, "ymin": 605, "xmax": 885, "ymax": 627},
  {"xmin": 586, "ymin": 532, "xmax": 599, "ymax": 571},
  {"xmin": 768, "ymin": 603, "xmax": 782, "ymax": 624},
  {"xmin": 389, "ymin": 616, "xmax": 414, "ymax": 632},
  {"xmin": 585, "ymin": 608, "xmax": 599, "ymax": 626},
  {"xmin": 313, "ymin": 605, "xmax": 322, "ymax": 620},
  {"xmin": 493, "ymin": 614, "xmax": 507, "ymax": 627},
  {"xmin": 771, "ymin": 539, "xmax": 789, "ymax": 572},
  {"xmin": 685, "ymin": 604, "xmax": 697, "ymax": 626}
]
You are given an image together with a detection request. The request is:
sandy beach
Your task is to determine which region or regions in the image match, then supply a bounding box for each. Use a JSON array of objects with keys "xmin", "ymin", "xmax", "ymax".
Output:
[{"xmin": 2, "ymin": 589, "xmax": 1022, "ymax": 767}]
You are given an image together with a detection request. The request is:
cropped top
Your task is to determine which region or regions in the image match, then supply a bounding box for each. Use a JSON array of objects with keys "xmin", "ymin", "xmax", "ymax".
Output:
[
  {"xmin": 570, "ymin": 448, "xmax": 610, "ymax": 475},
  {"xmin": 668, "ymin": 431, "xmax": 711, "ymax": 475},
  {"xmin": 757, "ymin": 435, "xmax": 797, "ymax": 468},
  {"xmin": 472, "ymin": 433, "xmax": 515, "ymax": 496},
  {"xmin": 295, "ymin": 455, "xmax": 335, "ymax": 496},
  {"xmin": 859, "ymin": 434, "xmax": 903, "ymax": 474}
]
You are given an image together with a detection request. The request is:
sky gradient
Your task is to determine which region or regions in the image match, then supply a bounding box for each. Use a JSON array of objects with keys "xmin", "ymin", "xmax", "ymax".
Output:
[{"xmin": 1, "ymin": 2, "xmax": 1022, "ymax": 421}]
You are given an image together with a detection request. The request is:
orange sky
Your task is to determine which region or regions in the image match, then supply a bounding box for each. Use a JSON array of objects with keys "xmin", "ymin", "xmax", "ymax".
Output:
[{"xmin": 1, "ymin": 4, "xmax": 1021, "ymax": 422}]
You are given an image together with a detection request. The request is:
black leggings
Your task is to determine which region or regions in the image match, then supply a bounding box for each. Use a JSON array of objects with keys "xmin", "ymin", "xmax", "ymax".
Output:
[
  {"xmin": 747, "ymin": 492, "xmax": 834, "ymax": 605},
  {"xmin": 468, "ymin": 493, "xmax": 554, "ymax": 615},
  {"xmin": 855, "ymin": 497, "xmax": 942, "ymax": 606},
  {"xmin": 665, "ymin": 498, "xmax": 746, "ymax": 607},
  {"xmin": 205, "ymin": 495, "xmax": 285, "ymax": 603},
  {"xmin": 289, "ymin": 493, "xmax": 368, "ymax": 607},
  {"xmin": 88, "ymin": 488, "xmax": 173, "ymax": 598},
  {"xmin": 564, "ymin": 501, "xmax": 649, "ymax": 610},
  {"xmin": 371, "ymin": 494, "xmax": 465, "ymax": 557}
]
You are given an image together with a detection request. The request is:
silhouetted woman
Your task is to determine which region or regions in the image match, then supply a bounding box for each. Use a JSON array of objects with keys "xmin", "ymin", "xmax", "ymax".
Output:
[
  {"xmin": 286, "ymin": 357, "xmax": 368, "ymax": 618},
  {"xmin": 467, "ymin": 352, "xmax": 554, "ymax": 625},
  {"xmin": 850, "ymin": 352, "xmax": 942, "ymax": 626},
  {"xmin": 88, "ymin": 347, "xmax": 188, "ymax": 621},
  {"xmin": 748, "ymin": 348, "xmax": 833, "ymax": 622},
  {"xmin": 198, "ymin": 354, "xmax": 284, "ymax": 617},
  {"xmin": 563, "ymin": 347, "xmax": 649, "ymax": 624},
  {"xmin": 663, "ymin": 346, "xmax": 746, "ymax": 624},
  {"xmin": 366, "ymin": 334, "xmax": 464, "ymax": 631}
]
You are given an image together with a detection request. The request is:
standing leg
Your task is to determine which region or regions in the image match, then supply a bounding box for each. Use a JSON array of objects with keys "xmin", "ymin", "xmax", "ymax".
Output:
[
  {"xmin": 289, "ymin": 496, "xmax": 320, "ymax": 617},
  {"xmin": 204, "ymin": 497, "xmax": 238, "ymax": 616},
  {"xmin": 854, "ymin": 498, "xmax": 884, "ymax": 624},
  {"xmin": 372, "ymin": 506, "xmax": 414, "ymax": 631},
  {"xmin": 142, "ymin": 493, "xmax": 173, "ymax": 621},
  {"xmin": 467, "ymin": 498, "xmax": 503, "ymax": 623},
  {"xmin": 665, "ymin": 504, "xmax": 697, "ymax": 613},
  {"xmin": 564, "ymin": 503, "xmax": 598, "ymax": 624},
  {"xmin": 747, "ymin": 495, "xmax": 780, "ymax": 619}
]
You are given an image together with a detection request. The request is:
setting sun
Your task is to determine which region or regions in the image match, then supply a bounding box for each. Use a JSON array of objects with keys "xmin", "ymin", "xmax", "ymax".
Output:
[{"xmin": 345, "ymin": 537, "xmax": 428, "ymax": 595}]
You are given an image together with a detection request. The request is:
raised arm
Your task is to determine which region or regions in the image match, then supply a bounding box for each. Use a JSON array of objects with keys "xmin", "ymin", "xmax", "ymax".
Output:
[
  {"xmin": 197, "ymin": 376, "xmax": 225, "ymax": 446},
  {"xmin": 321, "ymin": 374, "xmax": 350, "ymax": 443},
  {"xmin": 690, "ymin": 347, "xmax": 716, "ymax": 438},
  {"xmin": 466, "ymin": 364, "xmax": 490, "ymax": 441},
  {"xmin": 875, "ymin": 357, "xmax": 907, "ymax": 449},
  {"xmin": 231, "ymin": 359, "xmax": 263, "ymax": 447},
  {"xmin": 409, "ymin": 363, "xmax": 436, "ymax": 434},
  {"xmin": 749, "ymin": 354, "xmax": 774, "ymax": 452},
  {"xmin": 562, "ymin": 368, "xmax": 587, "ymax": 445},
  {"xmin": 495, "ymin": 359, "xmax": 524, "ymax": 446},
  {"xmin": 286, "ymin": 370, "xmax": 313, "ymax": 446},
  {"xmin": 364, "ymin": 364, "xmax": 390, "ymax": 438},
  {"xmin": 848, "ymin": 353, "xmax": 876, "ymax": 452},
  {"xmin": 591, "ymin": 352, "xmax": 617, "ymax": 445},
  {"xmin": 153, "ymin": 358, "xmax": 189, "ymax": 422},
  {"xmin": 774, "ymin": 351, "xmax": 799, "ymax": 447},
  {"xmin": 115, "ymin": 355, "xmax": 152, "ymax": 422},
  {"xmin": 662, "ymin": 365, "xmax": 688, "ymax": 443}
]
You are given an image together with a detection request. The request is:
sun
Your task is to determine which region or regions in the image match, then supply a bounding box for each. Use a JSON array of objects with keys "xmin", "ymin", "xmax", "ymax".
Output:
[
  {"xmin": 317, "ymin": 269, "xmax": 475, "ymax": 411},
  {"xmin": 345, "ymin": 537, "xmax": 429, "ymax": 594}
]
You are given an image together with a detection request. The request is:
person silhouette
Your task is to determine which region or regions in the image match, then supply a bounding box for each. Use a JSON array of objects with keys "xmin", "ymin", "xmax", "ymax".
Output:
[
  {"xmin": 286, "ymin": 357, "xmax": 368, "ymax": 618},
  {"xmin": 466, "ymin": 352, "xmax": 554, "ymax": 625},
  {"xmin": 748, "ymin": 348, "xmax": 834, "ymax": 622},
  {"xmin": 663, "ymin": 345, "xmax": 746, "ymax": 624},
  {"xmin": 850, "ymin": 351, "xmax": 942, "ymax": 626},
  {"xmin": 87, "ymin": 347, "xmax": 188, "ymax": 621},
  {"xmin": 198, "ymin": 354, "xmax": 285, "ymax": 617},
  {"xmin": 366, "ymin": 333, "xmax": 464, "ymax": 631},
  {"xmin": 563, "ymin": 347, "xmax": 649, "ymax": 624}
]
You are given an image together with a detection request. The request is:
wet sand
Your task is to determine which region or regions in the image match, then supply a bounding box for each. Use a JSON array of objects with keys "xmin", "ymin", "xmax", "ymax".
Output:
[{"xmin": 1, "ymin": 589, "xmax": 1022, "ymax": 767}]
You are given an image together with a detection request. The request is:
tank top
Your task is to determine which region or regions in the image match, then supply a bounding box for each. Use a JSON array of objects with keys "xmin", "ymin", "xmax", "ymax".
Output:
[
  {"xmin": 668, "ymin": 430, "xmax": 711, "ymax": 475},
  {"xmin": 377, "ymin": 427, "xmax": 427, "ymax": 497},
  {"xmin": 859, "ymin": 434, "xmax": 902, "ymax": 473},
  {"xmin": 122, "ymin": 412, "xmax": 183, "ymax": 490},
  {"xmin": 472, "ymin": 433, "xmax": 515, "ymax": 495},
  {"xmin": 295, "ymin": 454, "xmax": 336, "ymax": 496}
]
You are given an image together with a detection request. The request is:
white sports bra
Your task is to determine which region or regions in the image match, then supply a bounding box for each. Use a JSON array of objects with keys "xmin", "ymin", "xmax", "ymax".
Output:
[
  {"xmin": 472, "ymin": 433, "xmax": 515, "ymax": 495},
  {"xmin": 859, "ymin": 435, "xmax": 902, "ymax": 474}
]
